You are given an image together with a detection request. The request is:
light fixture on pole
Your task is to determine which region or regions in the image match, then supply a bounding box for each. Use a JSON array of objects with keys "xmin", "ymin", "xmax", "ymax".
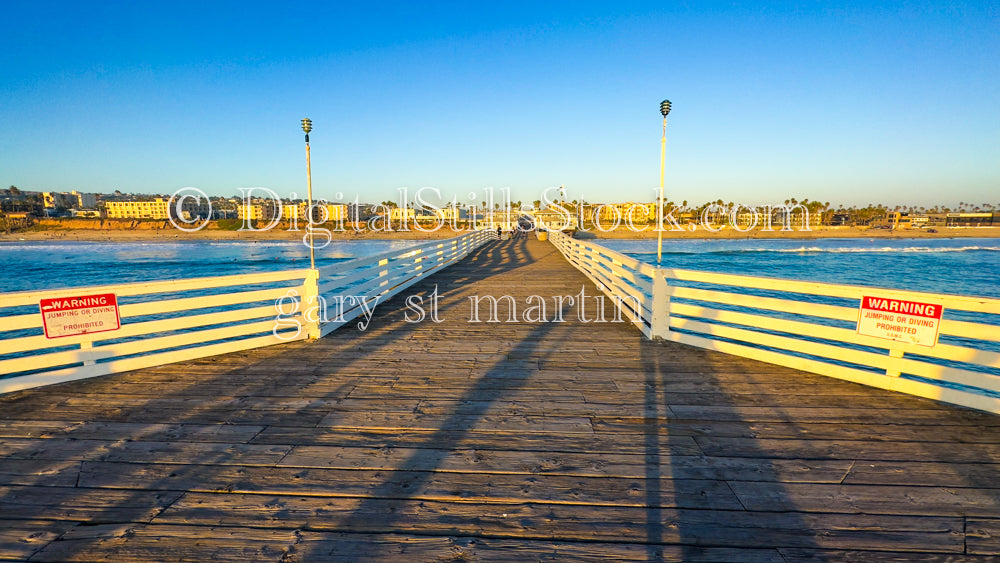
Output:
[
  {"xmin": 657, "ymin": 99, "xmax": 671, "ymax": 265},
  {"xmin": 301, "ymin": 118, "xmax": 315, "ymax": 270}
]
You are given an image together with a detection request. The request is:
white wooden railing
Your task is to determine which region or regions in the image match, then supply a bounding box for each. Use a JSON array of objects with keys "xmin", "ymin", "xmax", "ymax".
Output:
[
  {"xmin": 0, "ymin": 270, "xmax": 312, "ymax": 394},
  {"xmin": 314, "ymin": 229, "xmax": 492, "ymax": 336},
  {"xmin": 0, "ymin": 230, "xmax": 493, "ymax": 394},
  {"xmin": 549, "ymin": 231, "xmax": 1000, "ymax": 414}
]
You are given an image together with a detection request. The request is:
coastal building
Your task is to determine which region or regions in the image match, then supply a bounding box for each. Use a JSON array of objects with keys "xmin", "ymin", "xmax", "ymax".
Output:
[
  {"xmin": 946, "ymin": 212, "xmax": 995, "ymax": 227},
  {"xmin": 592, "ymin": 203, "xmax": 656, "ymax": 223},
  {"xmin": 239, "ymin": 201, "xmax": 346, "ymax": 223},
  {"xmin": 105, "ymin": 197, "xmax": 209, "ymax": 220},
  {"xmin": 828, "ymin": 213, "xmax": 852, "ymax": 226},
  {"xmin": 886, "ymin": 212, "xmax": 912, "ymax": 230},
  {"xmin": 413, "ymin": 207, "xmax": 461, "ymax": 222},
  {"xmin": 389, "ymin": 207, "xmax": 416, "ymax": 221},
  {"xmin": 106, "ymin": 198, "xmax": 170, "ymax": 219},
  {"xmin": 73, "ymin": 191, "xmax": 98, "ymax": 209},
  {"xmin": 69, "ymin": 209, "xmax": 101, "ymax": 218},
  {"xmin": 282, "ymin": 202, "xmax": 346, "ymax": 223},
  {"xmin": 42, "ymin": 191, "xmax": 97, "ymax": 209},
  {"xmin": 237, "ymin": 202, "xmax": 268, "ymax": 221},
  {"xmin": 531, "ymin": 206, "xmax": 579, "ymax": 231}
]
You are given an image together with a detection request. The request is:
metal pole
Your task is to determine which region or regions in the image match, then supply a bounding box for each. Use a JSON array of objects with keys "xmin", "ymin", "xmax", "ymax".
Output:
[
  {"xmin": 657, "ymin": 99, "xmax": 671, "ymax": 265},
  {"xmin": 658, "ymin": 116, "xmax": 666, "ymax": 264},
  {"xmin": 305, "ymin": 131, "xmax": 315, "ymax": 270}
]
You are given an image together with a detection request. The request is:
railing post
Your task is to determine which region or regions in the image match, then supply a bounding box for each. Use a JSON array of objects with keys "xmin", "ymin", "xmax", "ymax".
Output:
[
  {"xmin": 649, "ymin": 268, "xmax": 670, "ymax": 340},
  {"xmin": 886, "ymin": 348, "xmax": 904, "ymax": 377},
  {"xmin": 80, "ymin": 341, "xmax": 95, "ymax": 366},
  {"xmin": 302, "ymin": 269, "xmax": 321, "ymax": 340},
  {"xmin": 379, "ymin": 258, "xmax": 389, "ymax": 288}
]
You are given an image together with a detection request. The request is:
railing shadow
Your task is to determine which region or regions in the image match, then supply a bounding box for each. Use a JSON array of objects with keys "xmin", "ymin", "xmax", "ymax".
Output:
[
  {"xmin": 637, "ymin": 335, "xmax": 829, "ymax": 560},
  {"xmin": 318, "ymin": 313, "xmax": 572, "ymax": 562},
  {"xmin": 0, "ymin": 237, "xmax": 539, "ymax": 560}
]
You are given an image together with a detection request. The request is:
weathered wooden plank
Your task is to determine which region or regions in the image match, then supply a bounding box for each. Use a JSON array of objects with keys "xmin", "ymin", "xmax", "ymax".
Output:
[
  {"xmin": 778, "ymin": 548, "xmax": 998, "ymax": 562},
  {"xmin": 275, "ymin": 444, "xmax": 703, "ymax": 476},
  {"xmin": 694, "ymin": 436, "xmax": 1000, "ymax": 462},
  {"xmin": 0, "ymin": 420, "xmax": 80, "ymax": 438},
  {"xmin": 591, "ymin": 419, "xmax": 1000, "ymax": 443},
  {"xmin": 667, "ymin": 405, "xmax": 1000, "ymax": 425},
  {"xmin": 251, "ymin": 428, "xmax": 853, "ymax": 480},
  {"xmin": 0, "ymin": 420, "xmax": 265, "ymax": 443},
  {"xmin": 967, "ymin": 518, "xmax": 1000, "ymax": 555},
  {"xmin": 76, "ymin": 461, "xmax": 744, "ymax": 510},
  {"xmin": 155, "ymin": 494, "xmax": 966, "ymax": 552},
  {"xmin": 0, "ymin": 520, "xmax": 78, "ymax": 562},
  {"xmin": 252, "ymin": 425, "xmax": 694, "ymax": 453},
  {"xmin": 844, "ymin": 461, "xmax": 1000, "ymax": 487},
  {"xmin": 0, "ymin": 485, "xmax": 182, "ymax": 523},
  {"xmin": 346, "ymin": 387, "xmax": 592, "ymax": 401},
  {"xmin": 324, "ymin": 397, "xmax": 637, "ymax": 418},
  {"xmin": 26, "ymin": 523, "xmax": 302, "ymax": 563},
  {"xmin": 0, "ymin": 459, "xmax": 80, "ymax": 487},
  {"xmin": 315, "ymin": 412, "xmax": 595, "ymax": 433},
  {"xmin": 586, "ymin": 382, "xmax": 921, "ymax": 398},
  {"xmin": 728, "ymin": 481, "xmax": 1000, "ymax": 517},
  {"xmin": 28, "ymin": 524, "xmax": 784, "ymax": 562},
  {"xmin": 610, "ymin": 393, "xmax": 945, "ymax": 409},
  {"xmin": 0, "ymin": 438, "xmax": 289, "ymax": 465}
]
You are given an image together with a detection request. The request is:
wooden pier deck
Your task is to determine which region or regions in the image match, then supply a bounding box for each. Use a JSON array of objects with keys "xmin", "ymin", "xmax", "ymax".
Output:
[{"xmin": 2, "ymin": 237, "xmax": 1000, "ymax": 561}]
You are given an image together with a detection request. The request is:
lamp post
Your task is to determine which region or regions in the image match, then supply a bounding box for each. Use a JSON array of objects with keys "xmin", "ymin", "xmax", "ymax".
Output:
[
  {"xmin": 657, "ymin": 100, "xmax": 671, "ymax": 264},
  {"xmin": 301, "ymin": 118, "xmax": 315, "ymax": 270}
]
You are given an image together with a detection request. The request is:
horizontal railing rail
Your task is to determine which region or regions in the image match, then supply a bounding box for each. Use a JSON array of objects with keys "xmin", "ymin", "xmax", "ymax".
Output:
[
  {"xmin": 549, "ymin": 230, "xmax": 1000, "ymax": 414},
  {"xmin": 0, "ymin": 230, "xmax": 494, "ymax": 394}
]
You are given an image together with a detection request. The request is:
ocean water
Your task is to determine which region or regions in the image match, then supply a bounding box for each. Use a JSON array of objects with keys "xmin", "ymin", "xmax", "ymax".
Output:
[
  {"xmin": 2, "ymin": 237, "xmax": 996, "ymax": 298},
  {"xmin": 0, "ymin": 239, "xmax": 421, "ymax": 293},
  {"xmin": 600, "ymin": 237, "xmax": 1000, "ymax": 299}
]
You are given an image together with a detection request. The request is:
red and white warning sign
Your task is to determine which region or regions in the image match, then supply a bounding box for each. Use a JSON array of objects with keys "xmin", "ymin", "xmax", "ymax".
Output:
[
  {"xmin": 857, "ymin": 295, "xmax": 942, "ymax": 347},
  {"xmin": 39, "ymin": 293, "xmax": 121, "ymax": 339}
]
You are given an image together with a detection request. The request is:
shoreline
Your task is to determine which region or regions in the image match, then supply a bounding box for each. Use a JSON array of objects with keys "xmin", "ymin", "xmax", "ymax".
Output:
[
  {"xmin": 585, "ymin": 225, "xmax": 1000, "ymax": 240},
  {"xmin": 2, "ymin": 225, "xmax": 999, "ymax": 243}
]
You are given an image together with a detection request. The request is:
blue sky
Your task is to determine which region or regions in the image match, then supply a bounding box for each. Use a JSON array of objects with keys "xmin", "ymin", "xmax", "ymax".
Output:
[{"xmin": 1, "ymin": 1, "xmax": 997, "ymax": 207}]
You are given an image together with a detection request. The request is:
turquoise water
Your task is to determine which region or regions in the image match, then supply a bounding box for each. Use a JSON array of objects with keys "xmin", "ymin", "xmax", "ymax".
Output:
[
  {"xmin": 2, "ymin": 237, "xmax": 995, "ymax": 299},
  {"xmin": 0, "ymin": 239, "xmax": 420, "ymax": 293},
  {"xmin": 600, "ymin": 237, "xmax": 1000, "ymax": 299}
]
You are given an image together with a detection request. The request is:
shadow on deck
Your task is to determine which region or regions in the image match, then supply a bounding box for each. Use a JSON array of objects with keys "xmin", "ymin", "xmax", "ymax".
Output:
[{"xmin": 2, "ymin": 237, "xmax": 1000, "ymax": 561}]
